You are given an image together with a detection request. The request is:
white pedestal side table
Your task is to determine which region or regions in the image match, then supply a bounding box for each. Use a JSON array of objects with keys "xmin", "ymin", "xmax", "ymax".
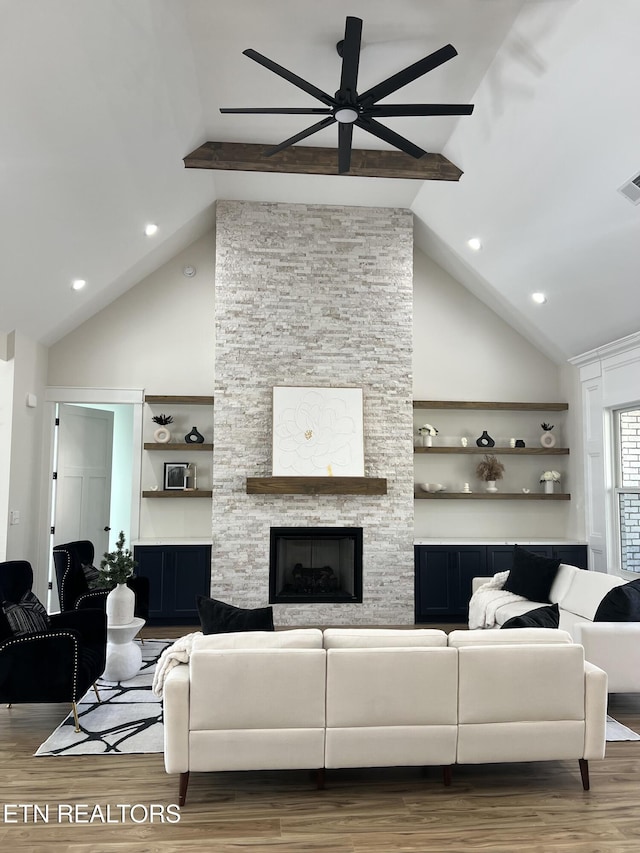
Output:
[{"xmin": 103, "ymin": 617, "xmax": 145, "ymax": 682}]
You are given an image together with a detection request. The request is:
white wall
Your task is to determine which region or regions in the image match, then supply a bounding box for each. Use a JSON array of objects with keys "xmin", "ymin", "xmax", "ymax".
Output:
[
  {"xmin": 48, "ymin": 232, "xmax": 215, "ymax": 393},
  {"xmin": 47, "ymin": 233, "xmax": 215, "ymax": 541},
  {"xmin": 413, "ymin": 250, "xmax": 581, "ymax": 541},
  {"xmin": 0, "ymin": 353, "xmax": 14, "ymax": 560},
  {"xmin": 5, "ymin": 332, "xmax": 48, "ymax": 584}
]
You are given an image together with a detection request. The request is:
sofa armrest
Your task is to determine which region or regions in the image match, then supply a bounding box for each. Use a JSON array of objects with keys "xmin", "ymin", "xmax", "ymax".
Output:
[
  {"xmin": 163, "ymin": 664, "xmax": 190, "ymax": 774},
  {"xmin": 472, "ymin": 577, "xmax": 493, "ymax": 594},
  {"xmin": 583, "ymin": 661, "xmax": 607, "ymax": 760},
  {"xmin": 575, "ymin": 622, "xmax": 640, "ymax": 693}
]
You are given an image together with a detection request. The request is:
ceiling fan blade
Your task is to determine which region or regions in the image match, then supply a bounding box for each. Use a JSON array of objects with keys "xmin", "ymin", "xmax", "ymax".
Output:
[
  {"xmin": 356, "ymin": 117, "xmax": 427, "ymax": 159},
  {"xmin": 368, "ymin": 103, "xmax": 474, "ymax": 117},
  {"xmin": 338, "ymin": 122, "xmax": 353, "ymax": 174},
  {"xmin": 339, "ymin": 16, "xmax": 362, "ymax": 97},
  {"xmin": 264, "ymin": 116, "xmax": 336, "ymax": 156},
  {"xmin": 358, "ymin": 44, "xmax": 458, "ymax": 105},
  {"xmin": 220, "ymin": 107, "xmax": 333, "ymax": 115},
  {"xmin": 243, "ymin": 49, "xmax": 335, "ymax": 108}
]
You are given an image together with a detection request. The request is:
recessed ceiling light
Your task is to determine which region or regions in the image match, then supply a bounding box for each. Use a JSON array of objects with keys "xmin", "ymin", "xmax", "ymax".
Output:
[
  {"xmin": 467, "ymin": 237, "xmax": 482, "ymax": 251},
  {"xmin": 144, "ymin": 223, "xmax": 158, "ymax": 237},
  {"xmin": 531, "ymin": 292, "xmax": 547, "ymax": 304},
  {"xmin": 71, "ymin": 279, "xmax": 86, "ymax": 291}
]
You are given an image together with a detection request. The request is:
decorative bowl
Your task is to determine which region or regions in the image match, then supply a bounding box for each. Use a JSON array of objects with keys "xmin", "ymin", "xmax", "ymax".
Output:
[{"xmin": 420, "ymin": 483, "xmax": 445, "ymax": 493}]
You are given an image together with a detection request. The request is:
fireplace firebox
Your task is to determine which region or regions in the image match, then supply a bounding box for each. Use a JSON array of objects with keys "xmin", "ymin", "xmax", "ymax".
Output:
[{"xmin": 269, "ymin": 527, "xmax": 363, "ymax": 604}]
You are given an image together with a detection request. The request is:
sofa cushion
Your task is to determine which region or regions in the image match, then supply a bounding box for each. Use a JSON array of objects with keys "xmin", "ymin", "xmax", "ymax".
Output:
[
  {"xmin": 594, "ymin": 578, "xmax": 640, "ymax": 622},
  {"xmin": 193, "ymin": 628, "xmax": 323, "ymax": 650},
  {"xmin": 502, "ymin": 546, "xmax": 561, "ymax": 603},
  {"xmin": 1, "ymin": 590, "xmax": 50, "ymax": 636},
  {"xmin": 549, "ymin": 564, "xmax": 580, "ymax": 604},
  {"xmin": 501, "ymin": 603, "xmax": 560, "ymax": 630},
  {"xmin": 323, "ymin": 628, "xmax": 447, "ymax": 649},
  {"xmin": 196, "ymin": 596, "xmax": 274, "ymax": 635},
  {"xmin": 448, "ymin": 628, "xmax": 572, "ymax": 647},
  {"xmin": 560, "ymin": 571, "xmax": 625, "ymax": 621}
]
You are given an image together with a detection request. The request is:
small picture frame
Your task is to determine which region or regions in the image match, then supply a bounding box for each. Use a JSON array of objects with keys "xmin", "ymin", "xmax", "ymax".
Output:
[{"xmin": 164, "ymin": 462, "xmax": 188, "ymax": 490}]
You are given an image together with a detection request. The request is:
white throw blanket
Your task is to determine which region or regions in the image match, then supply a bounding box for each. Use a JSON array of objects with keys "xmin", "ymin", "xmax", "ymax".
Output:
[
  {"xmin": 468, "ymin": 571, "xmax": 528, "ymax": 629},
  {"xmin": 152, "ymin": 631, "xmax": 202, "ymax": 696}
]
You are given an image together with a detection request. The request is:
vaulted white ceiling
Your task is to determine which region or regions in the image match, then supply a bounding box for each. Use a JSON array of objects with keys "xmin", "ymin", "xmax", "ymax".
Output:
[{"xmin": 2, "ymin": 0, "xmax": 639, "ymax": 362}]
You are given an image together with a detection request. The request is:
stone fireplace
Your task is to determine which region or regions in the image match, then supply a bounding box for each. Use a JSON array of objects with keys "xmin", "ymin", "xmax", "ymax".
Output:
[{"xmin": 212, "ymin": 200, "xmax": 414, "ymax": 625}]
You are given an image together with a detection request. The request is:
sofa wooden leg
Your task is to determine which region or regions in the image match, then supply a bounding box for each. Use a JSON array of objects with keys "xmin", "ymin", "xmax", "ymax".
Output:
[
  {"xmin": 442, "ymin": 765, "xmax": 453, "ymax": 787},
  {"xmin": 179, "ymin": 771, "xmax": 190, "ymax": 806},
  {"xmin": 93, "ymin": 683, "xmax": 101, "ymax": 703},
  {"xmin": 315, "ymin": 768, "xmax": 326, "ymax": 790},
  {"xmin": 579, "ymin": 758, "xmax": 590, "ymax": 791},
  {"xmin": 72, "ymin": 702, "xmax": 80, "ymax": 733}
]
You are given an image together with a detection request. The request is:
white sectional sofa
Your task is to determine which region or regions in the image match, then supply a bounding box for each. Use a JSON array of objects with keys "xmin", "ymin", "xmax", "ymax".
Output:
[
  {"xmin": 162, "ymin": 627, "xmax": 607, "ymax": 805},
  {"xmin": 471, "ymin": 563, "xmax": 640, "ymax": 693}
]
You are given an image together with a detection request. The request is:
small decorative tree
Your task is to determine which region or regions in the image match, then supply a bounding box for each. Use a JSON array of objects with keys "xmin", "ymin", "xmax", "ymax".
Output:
[{"xmin": 94, "ymin": 531, "xmax": 137, "ymax": 589}]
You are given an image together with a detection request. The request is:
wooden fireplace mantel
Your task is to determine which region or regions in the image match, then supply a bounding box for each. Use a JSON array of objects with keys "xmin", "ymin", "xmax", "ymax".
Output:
[{"xmin": 246, "ymin": 477, "xmax": 387, "ymax": 496}]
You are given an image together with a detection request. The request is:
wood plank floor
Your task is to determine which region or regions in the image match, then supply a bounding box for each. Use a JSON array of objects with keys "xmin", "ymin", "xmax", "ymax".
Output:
[{"xmin": 2, "ymin": 624, "xmax": 640, "ymax": 852}]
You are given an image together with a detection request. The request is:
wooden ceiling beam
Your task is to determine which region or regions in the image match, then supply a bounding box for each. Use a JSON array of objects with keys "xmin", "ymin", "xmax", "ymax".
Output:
[{"xmin": 183, "ymin": 141, "xmax": 463, "ymax": 181}]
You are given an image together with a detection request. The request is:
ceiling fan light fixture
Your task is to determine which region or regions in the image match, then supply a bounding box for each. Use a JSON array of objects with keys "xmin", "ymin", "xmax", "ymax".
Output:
[{"xmin": 334, "ymin": 107, "xmax": 358, "ymax": 123}]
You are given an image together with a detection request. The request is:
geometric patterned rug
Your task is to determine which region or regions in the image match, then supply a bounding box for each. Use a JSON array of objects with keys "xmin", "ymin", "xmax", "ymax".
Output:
[
  {"xmin": 606, "ymin": 715, "xmax": 640, "ymax": 742},
  {"xmin": 34, "ymin": 639, "xmax": 171, "ymax": 756}
]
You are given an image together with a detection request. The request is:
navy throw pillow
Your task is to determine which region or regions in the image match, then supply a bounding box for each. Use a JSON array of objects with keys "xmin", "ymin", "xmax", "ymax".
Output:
[
  {"xmin": 502, "ymin": 546, "xmax": 561, "ymax": 603},
  {"xmin": 196, "ymin": 595, "xmax": 274, "ymax": 635},
  {"xmin": 501, "ymin": 602, "xmax": 560, "ymax": 629},
  {"xmin": 594, "ymin": 578, "xmax": 640, "ymax": 622}
]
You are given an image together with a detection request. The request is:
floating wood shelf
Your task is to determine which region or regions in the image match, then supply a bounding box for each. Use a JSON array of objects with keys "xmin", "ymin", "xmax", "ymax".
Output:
[
  {"xmin": 414, "ymin": 446, "xmax": 569, "ymax": 455},
  {"xmin": 414, "ymin": 491, "xmax": 570, "ymax": 501},
  {"xmin": 144, "ymin": 443, "xmax": 213, "ymax": 451},
  {"xmin": 142, "ymin": 490, "xmax": 213, "ymax": 498},
  {"xmin": 413, "ymin": 400, "xmax": 568, "ymax": 411},
  {"xmin": 144, "ymin": 395, "xmax": 214, "ymax": 405},
  {"xmin": 246, "ymin": 477, "xmax": 387, "ymax": 496}
]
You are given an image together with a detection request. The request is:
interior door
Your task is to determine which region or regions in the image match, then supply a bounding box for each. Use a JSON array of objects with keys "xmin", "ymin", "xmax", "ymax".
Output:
[{"xmin": 54, "ymin": 404, "xmax": 114, "ymax": 557}]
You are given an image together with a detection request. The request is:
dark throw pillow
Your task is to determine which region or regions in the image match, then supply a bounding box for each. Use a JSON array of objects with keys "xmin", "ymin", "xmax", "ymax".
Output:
[
  {"xmin": 594, "ymin": 578, "xmax": 640, "ymax": 622},
  {"xmin": 81, "ymin": 562, "xmax": 100, "ymax": 587},
  {"xmin": 2, "ymin": 590, "xmax": 50, "ymax": 636},
  {"xmin": 502, "ymin": 546, "xmax": 561, "ymax": 603},
  {"xmin": 196, "ymin": 595, "xmax": 274, "ymax": 635},
  {"xmin": 501, "ymin": 602, "xmax": 560, "ymax": 629}
]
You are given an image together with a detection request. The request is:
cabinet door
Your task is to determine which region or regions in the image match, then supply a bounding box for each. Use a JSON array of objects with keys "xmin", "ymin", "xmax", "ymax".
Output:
[
  {"xmin": 415, "ymin": 547, "xmax": 455, "ymax": 618},
  {"xmin": 171, "ymin": 546, "xmax": 211, "ymax": 616},
  {"xmin": 552, "ymin": 545, "xmax": 588, "ymax": 569},
  {"xmin": 134, "ymin": 546, "xmax": 168, "ymax": 619},
  {"xmin": 454, "ymin": 546, "xmax": 488, "ymax": 615}
]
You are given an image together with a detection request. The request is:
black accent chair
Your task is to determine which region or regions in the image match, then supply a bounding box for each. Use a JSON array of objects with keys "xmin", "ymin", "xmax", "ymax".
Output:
[
  {"xmin": 0, "ymin": 560, "xmax": 107, "ymax": 731},
  {"xmin": 52, "ymin": 540, "xmax": 149, "ymax": 620}
]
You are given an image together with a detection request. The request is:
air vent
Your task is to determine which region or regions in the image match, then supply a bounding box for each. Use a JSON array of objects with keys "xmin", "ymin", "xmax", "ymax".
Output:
[{"xmin": 618, "ymin": 170, "xmax": 640, "ymax": 205}]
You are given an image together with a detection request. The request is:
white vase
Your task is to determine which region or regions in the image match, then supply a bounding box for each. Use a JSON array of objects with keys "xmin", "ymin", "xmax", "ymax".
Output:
[
  {"xmin": 540, "ymin": 431, "xmax": 557, "ymax": 448},
  {"xmin": 485, "ymin": 480, "xmax": 498, "ymax": 492},
  {"xmin": 544, "ymin": 480, "xmax": 555, "ymax": 494},
  {"xmin": 106, "ymin": 582, "xmax": 135, "ymax": 626},
  {"xmin": 423, "ymin": 434, "xmax": 432, "ymax": 447},
  {"xmin": 153, "ymin": 426, "xmax": 171, "ymax": 443}
]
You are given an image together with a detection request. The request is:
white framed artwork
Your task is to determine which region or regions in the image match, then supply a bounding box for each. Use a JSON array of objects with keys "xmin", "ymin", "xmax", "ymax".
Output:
[{"xmin": 272, "ymin": 386, "xmax": 364, "ymax": 477}]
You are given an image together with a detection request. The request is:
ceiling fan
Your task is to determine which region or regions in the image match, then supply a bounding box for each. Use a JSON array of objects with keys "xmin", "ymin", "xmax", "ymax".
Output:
[{"xmin": 220, "ymin": 16, "xmax": 474, "ymax": 174}]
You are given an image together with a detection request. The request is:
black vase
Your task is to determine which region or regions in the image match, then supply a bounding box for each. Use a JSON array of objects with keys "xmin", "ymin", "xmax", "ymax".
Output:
[
  {"xmin": 184, "ymin": 426, "xmax": 205, "ymax": 444},
  {"xmin": 476, "ymin": 430, "xmax": 495, "ymax": 448}
]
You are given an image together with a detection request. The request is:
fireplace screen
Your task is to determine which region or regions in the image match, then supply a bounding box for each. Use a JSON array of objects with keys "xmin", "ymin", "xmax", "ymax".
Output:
[{"xmin": 269, "ymin": 527, "xmax": 363, "ymax": 604}]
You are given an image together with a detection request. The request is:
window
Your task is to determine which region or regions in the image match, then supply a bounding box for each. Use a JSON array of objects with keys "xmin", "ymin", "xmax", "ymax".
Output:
[{"xmin": 614, "ymin": 408, "xmax": 640, "ymax": 573}]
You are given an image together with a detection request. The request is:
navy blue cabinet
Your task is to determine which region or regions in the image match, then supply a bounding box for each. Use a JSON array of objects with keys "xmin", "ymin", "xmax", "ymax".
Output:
[
  {"xmin": 415, "ymin": 543, "xmax": 587, "ymax": 622},
  {"xmin": 134, "ymin": 544, "xmax": 211, "ymax": 624}
]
